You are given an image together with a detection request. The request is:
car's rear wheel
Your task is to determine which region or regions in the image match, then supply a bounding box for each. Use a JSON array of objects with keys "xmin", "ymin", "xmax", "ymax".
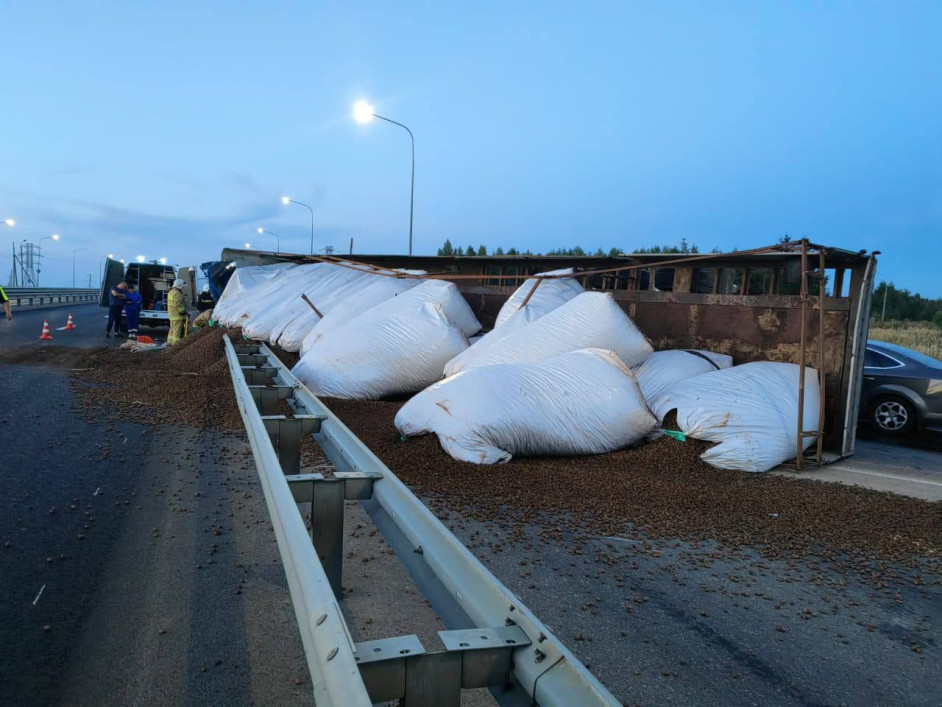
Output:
[{"xmin": 870, "ymin": 396, "xmax": 916, "ymax": 435}]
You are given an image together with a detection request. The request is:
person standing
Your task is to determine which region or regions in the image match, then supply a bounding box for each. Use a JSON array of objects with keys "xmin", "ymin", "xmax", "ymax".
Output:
[
  {"xmin": 106, "ymin": 281, "xmax": 127, "ymax": 337},
  {"xmin": 124, "ymin": 284, "xmax": 143, "ymax": 340},
  {"xmin": 196, "ymin": 285, "xmax": 214, "ymax": 312},
  {"xmin": 167, "ymin": 278, "xmax": 187, "ymax": 345},
  {"xmin": 0, "ymin": 285, "xmax": 11, "ymax": 321}
]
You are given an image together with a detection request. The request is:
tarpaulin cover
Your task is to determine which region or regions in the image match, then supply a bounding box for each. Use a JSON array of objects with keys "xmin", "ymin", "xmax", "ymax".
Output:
[
  {"xmin": 633, "ymin": 350, "xmax": 734, "ymax": 420},
  {"xmin": 292, "ymin": 301, "xmax": 469, "ymax": 399},
  {"xmin": 396, "ymin": 348, "xmax": 659, "ymax": 464},
  {"xmin": 656, "ymin": 362, "xmax": 821, "ymax": 472},
  {"xmin": 444, "ymin": 291, "xmax": 652, "ymax": 376}
]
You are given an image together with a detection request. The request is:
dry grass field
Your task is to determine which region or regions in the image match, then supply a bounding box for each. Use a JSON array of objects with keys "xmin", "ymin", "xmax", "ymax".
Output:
[{"xmin": 868, "ymin": 319, "xmax": 942, "ymax": 360}]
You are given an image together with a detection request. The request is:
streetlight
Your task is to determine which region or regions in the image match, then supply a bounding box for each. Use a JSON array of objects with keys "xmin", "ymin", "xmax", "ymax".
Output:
[
  {"xmin": 159, "ymin": 257, "xmax": 167, "ymax": 265},
  {"xmin": 353, "ymin": 99, "xmax": 415, "ymax": 256},
  {"xmin": 136, "ymin": 255, "xmax": 145, "ymax": 263},
  {"xmin": 72, "ymin": 248, "xmax": 88, "ymax": 288},
  {"xmin": 257, "ymin": 227, "xmax": 280, "ymax": 252},
  {"xmin": 281, "ymin": 196, "xmax": 314, "ymax": 255},
  {"xmin": 244, "ymin": 242, "xmax": 252, "ymax": 249},
  {"xmin": 3, "ymin": 218, "xmax": 14, "ymax": 227},
  {"xmin": 37, "ymin": 234, "xmax": 61, "ymax": 286}
]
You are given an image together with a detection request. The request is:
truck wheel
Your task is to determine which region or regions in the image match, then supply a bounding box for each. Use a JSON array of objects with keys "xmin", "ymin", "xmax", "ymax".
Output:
[{"xmin": 870, "ymin": 396, "xmax": 916, "ymax": 435}]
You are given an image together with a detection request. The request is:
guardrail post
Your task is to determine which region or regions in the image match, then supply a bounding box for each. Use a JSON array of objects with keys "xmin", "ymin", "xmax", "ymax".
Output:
[
  {"xmin": 260, "ymin": 415, "xmax": 324, "ymax": 475},
  {"xmin": 312, "ymin": 477, "xmax": 345, "ymax": 595}
]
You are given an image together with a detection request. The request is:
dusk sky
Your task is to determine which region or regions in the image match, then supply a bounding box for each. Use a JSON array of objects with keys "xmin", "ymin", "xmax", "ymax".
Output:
[{"xmin": 1, "ymin": 1, "xmax": 939, "ymax": 294}]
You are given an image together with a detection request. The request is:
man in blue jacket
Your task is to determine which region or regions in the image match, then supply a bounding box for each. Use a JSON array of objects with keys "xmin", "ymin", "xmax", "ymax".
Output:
[{"xmin": 125, "ymin": 284, "xmax": 143, "ymax": 340}]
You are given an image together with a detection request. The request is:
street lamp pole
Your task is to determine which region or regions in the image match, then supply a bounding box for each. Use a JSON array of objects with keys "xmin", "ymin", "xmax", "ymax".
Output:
[
  {"xmin": 353, "ymin": 101, "xmax": 415, "ymax": 256},
  {"xmin": 257, "ymin": 227, "xmax": 281, "ymax": 253},
  {"xmin": 72, "ymin": 248, "xmax": 87, "ymax": 288},
  {"xmin": 38, "ymin": 234, "xmax": 61, "ymax": 287},
  {"xmin": 281, "ymin": 197, "xmax": 314, "ymax": 254}
]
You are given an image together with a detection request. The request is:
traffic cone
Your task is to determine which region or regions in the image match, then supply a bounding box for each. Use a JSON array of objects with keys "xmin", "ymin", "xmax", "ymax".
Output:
[
  {"xmin": 39, "ymin": 320, "xmax": 53, "ymax": 340},
  {"xmin": 64, "ymin": 314, "xmax": 76, "ymax": 330}
]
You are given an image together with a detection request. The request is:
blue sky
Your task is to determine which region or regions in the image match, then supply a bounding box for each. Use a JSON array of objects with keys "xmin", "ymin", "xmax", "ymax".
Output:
[{"xmin": 1, "ymin": 1, "xmax": 940, "ymax": 294}]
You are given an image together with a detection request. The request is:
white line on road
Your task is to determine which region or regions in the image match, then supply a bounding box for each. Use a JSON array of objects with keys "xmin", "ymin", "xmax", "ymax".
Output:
[
  {"xmin": 94, "ymin": 487, "xmax": 101, "ymax": 496},
  {"xmin": 32, "ymin": 584, "xmax": 46, "ymax": 606}
]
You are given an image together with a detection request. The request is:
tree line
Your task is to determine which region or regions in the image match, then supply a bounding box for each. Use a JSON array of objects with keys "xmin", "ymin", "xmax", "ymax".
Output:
[
  {"xmin": 873, "ymin": 282, "xmax": 942, "ymax": 325},
  {"xmin": 436, "ymin": 238, "xmax": 709, "ymax": 258}
]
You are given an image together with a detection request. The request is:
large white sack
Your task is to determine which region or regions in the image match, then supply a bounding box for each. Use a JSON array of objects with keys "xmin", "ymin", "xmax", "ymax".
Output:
[
  {"xmin": 292, "ymin": 302, "xmax": 469, "ymax": 399},
  {"xmin": 319, "ymin": 280, "xmax": 481, "ymax": 339},
  {"xmin": 274, "ymin": 267, "xmax": 418, "ymax": 351},
  {"xmin": 237, "ymin": 264, "xmax": 329, "ymax": 334},
  {"xmin": 493, "ymin": 268, "xmax": 584, "ymax": 329},
  {"xmin": 446, "ymin": 273, "xmax": 586, "ymax": 374},
  {"xmin": 656, "ymin": 362, "xmax": 821, "ymax": 473},
  {"xmin": 634, "ymin": 350, "xmax": 734, "ymax": 421},
  {"xmin": 297, "ymin": 272, "xmax": 425, "ymax": 354},
  {"xmin": 214, "ymin": 263, "xmax": 296, "ymax": 325},
  {"xmin": 245, "ymin": 263, "xmax": 367, "ymax": 343},
  {"xmin": 445, "ymin": 291, "xmax": 652, "ymax": 376},
  {"xmin": 396, "ymin": 348, "xmax": 659, "ymax": 464}
]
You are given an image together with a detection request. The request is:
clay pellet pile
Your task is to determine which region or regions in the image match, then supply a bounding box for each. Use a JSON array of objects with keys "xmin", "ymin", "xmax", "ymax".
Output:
[
  {"xmin": 10, "ymin": 328, "xmax": 247, "ymax": 433},
  {"xmin": 322, "ymin": 398, "xmax": 941, "ymax": 568}
]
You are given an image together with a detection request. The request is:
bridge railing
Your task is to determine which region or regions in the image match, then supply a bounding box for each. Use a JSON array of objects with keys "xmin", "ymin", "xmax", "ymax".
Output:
[{"xmin": 3, "ymin": 288, "xmax": 99, "ymax": 309}]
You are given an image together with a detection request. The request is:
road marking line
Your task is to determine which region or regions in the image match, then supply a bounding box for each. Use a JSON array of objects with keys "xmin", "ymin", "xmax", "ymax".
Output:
[
  {"xmin": 596, "ymin": 535, "xmax": 643, "ymax": 544},
  {"xmin": 93, "ymin": 487, "xmax": 101, "ymax": 496},
  {"xmin": 32, "ymin": 585, "xmax": 46, "ymax": 606}
]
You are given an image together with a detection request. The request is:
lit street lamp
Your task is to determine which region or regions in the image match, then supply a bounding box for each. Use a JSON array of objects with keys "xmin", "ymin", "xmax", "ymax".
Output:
[
  {"xmin": 3, "ymin": 218, "xmax": 15, "ymax": 228},
  {"xmin": 353, "ymin": 99, "xmax": 415, "ymax": 256},
  {"xmin": 136, "ymin": 255, "xmax": 145, "ymax": 263},
  {"xmin": 256, "ymin": 227, "xmax": 280, "ymax": 252},
  {"xmin": 281, "ymin": 196, "xmax": 314, "ymax": 255},
  {"xmin": 244, "ymin": 242, "xmax": 252, "ymax": 249},
  {"xmin": 159, "ymin": 257, "xmax": 167, "ymax": 265},
  {"xmin": 72, "ymin": 247, "xmax": 88, "ymax": 288}
]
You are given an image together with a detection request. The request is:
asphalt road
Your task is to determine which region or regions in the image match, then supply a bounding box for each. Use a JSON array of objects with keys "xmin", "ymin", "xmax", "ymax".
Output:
[
  {"xmin": 0, "ymin": 364, "xmax": 310, "ymax": 705},
  {"xmin": 0, "ymin": 303, "xmax": 172, "ymax": 348}
]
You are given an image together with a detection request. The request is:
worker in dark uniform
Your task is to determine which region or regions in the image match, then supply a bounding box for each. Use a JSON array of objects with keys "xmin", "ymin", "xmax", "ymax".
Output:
[
  {"xmin": 196, "ymin": 285, "xmax": 214, "ymax": 312},
  {"xmin": 0, "ymin": 285, "xmax": 11, "ymax": 320},
  {"xmin": 106, "ymin": 281, "xmax": 127, "ymax": 337}
]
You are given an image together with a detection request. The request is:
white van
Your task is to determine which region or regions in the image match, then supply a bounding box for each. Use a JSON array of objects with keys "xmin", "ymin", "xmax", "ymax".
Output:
[{"xmin": 99, "ymin": 259, "xmax": 197, "ymax": 329}]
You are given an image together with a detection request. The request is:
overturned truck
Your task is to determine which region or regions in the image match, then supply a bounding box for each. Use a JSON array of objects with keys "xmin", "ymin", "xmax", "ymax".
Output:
[{"xmin": 215, "ymin": 240, "xmax": 878, "ymax": 460}]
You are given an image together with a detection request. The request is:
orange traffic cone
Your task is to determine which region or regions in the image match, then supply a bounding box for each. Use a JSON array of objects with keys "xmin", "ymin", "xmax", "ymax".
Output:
[
  {"xmin": 39, "ymin": 320, "xmax": 53, "ymax": 340},
  {"xmin": 64, "ymin": 314, "xmax": 76, "ymax": 330}
]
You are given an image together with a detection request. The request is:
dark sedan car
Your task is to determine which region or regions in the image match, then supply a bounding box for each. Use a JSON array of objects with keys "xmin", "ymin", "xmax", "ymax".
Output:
[{"xmin": 861, "ymin": 340, "xmax": 942, "ymax": 435}]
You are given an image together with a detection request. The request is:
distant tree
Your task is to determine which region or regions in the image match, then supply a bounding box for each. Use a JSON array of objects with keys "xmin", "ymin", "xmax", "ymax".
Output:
[
  {"xmin": 495, "ymin": 246, "xmax": 505, "ymax": 255},
  {"xmin": 691, "ymin": 244, "xmax": 699, "ymax": 254},
  {"xmin": 465, "ymin": 245, "xmax": 475, "ymax": 256},
  {"xmin": 477, "ymin": 245, "xmax": 487, "ymax": 256},
  {"xmin": 778, "ymin": 234, "xmax": 793, "ymax": 245},
  {"xmin": 873, "ymin": 281, "xmax": 942, "ymax": 323},
  {"xmin": 438, "ymin": 239, "xmax": 455, "ymax": 256},
  {"xmin": 608, "ymin": 247, "xmax": 622, "ymax": 258},
  {"xmin": 594, "ymin": 247, "xmax": 605, "ymax": 256},
  {"xmin": 506, "ymin": 247, "xmax": 519, "ymax": 256}
]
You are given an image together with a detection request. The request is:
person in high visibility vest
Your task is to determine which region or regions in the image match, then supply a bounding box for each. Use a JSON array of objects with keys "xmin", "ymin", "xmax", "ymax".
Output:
[
  {"xmin": 0, "ymin": 285, "xmax": 11, "ymax": 321},
  {"xmin": 167, "ymin": 278, "xmax": 188, "ymax": 345}
]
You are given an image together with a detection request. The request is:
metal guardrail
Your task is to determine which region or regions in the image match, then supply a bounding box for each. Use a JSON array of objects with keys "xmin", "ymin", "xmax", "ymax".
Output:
[
  {"xmin": 223, "ymin": 336, "xmax": 620, "ymax": 707},
  {"xmin": 4, "ymin": 288, "xmax": 99, "ymax": 309}
]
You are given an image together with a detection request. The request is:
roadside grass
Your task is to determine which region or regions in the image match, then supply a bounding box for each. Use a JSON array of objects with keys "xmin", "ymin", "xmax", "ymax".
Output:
[{"xmin": 868, "ymin": 319, "xmax": 942, "ymax": 360}]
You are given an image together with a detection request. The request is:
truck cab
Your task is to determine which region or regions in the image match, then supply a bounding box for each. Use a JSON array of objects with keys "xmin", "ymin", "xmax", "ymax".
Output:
[{"xmin": 99, "ymin": 259, "xmax": 196, "ymax": 329}]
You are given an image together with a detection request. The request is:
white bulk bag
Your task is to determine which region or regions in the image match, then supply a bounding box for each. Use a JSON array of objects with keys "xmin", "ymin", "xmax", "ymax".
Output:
[
  {"xmin": 292, "ymin": 302, "xmax": 469, "ymax": 399},
  {"xmin": 274, "ymin": 267, "xmax": 415, "ymax": 352},
  {"xmin": 396, "ymin": 348, "xmax": 659, "ymax": 464},
  {"xmin": 445, "ymin": 291, "xmax": 652, "ymax": 376},
  {"xmin": 299, "ymin": 272, "xmax": 425, "ymax": 354},
  {"xmin": 656, "ymin": 362, "xmax": 821, "ymax": 472},
  {"xmin": 633, "ymin": 350, "xmax": 734, "ymax": 421},
  {"xmin": 214, "ymin": 263, "xmax": 296, "ymax": 325},
  {"xmin": 238, "ymin": 264, "xmax": 330, "ymax": 336},
  {"xmin": 493, "ymin": 268, "xmax": 584, "ymax": 329},
  {"xmin": 319, "ymin": 280, "xmax": 480, "ymax": 339}
]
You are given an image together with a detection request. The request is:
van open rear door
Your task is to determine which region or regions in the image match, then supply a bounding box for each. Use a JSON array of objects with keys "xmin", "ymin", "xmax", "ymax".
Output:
[
  {"xmin": 180, "ymin": 265, "xmax": 197, "ymax": 309},
  {"xmin": 99, "ymin": 259, "xmax": 126, "ymax": 307}
]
